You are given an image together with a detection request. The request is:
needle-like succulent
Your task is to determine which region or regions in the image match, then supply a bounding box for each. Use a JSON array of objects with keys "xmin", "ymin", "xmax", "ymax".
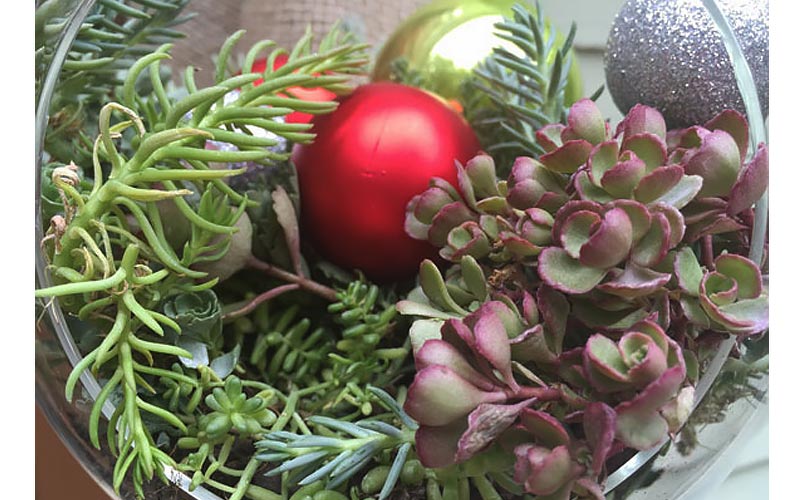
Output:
[{"xmin": 36, "ymin": 23, "xmax": 369, "ymax": 498}]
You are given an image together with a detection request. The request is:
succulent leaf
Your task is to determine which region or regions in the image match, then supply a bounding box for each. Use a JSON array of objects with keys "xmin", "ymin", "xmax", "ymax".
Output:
[
  {"xmin": 464, "ymin": 155, "xmax": 502, "ymax": 199},
  {"xmin": 600, "ymin": 152, "xmax": 647, "ymax": 199},
  {"xmin": 704, "ymin": 109, "xmax": 749, "ymax": 159},
  {"xmin": 613, "ymin": 339, "xmax": 686, "ymax": 449},
  {"xmin": 617, "ymin": 104, "xmax": 667, "ymax": 141},
  {"xmin": 472, "ymin": 312, "xmax": 517, "ymax": 391},
  {"xmin": 630, "ymin": 212, "xmax": 671, "ymax": 268},
  {"xmin": 596, "ymin": 263, "xmax": 671, "ymax": 299},
  {"xmin": 697, "ymin": 254, "xmax": 768, "ymax": 335},
  {"xmin": 538, "ymin": 247, "xmax": 608, "ymax": 295},
  {"xmin": 587, "ymin": 140, "xmax": 621, "ymax": 185},
  {"xmin": 455, "ymin": 399, "xmax": 533, "ymax": 463},
  {"xmin": 514, "ymin": 444, "xmax": 576, "ymax": 496},
  {"xmin": 441, "ymin": 221, "xmax": 491, "ymax": 262},
  {"xmin": 574, "ymin": 171, "xmax": 615, "ymax": 203},
  {"xmin": 404, "ymin": 365, "xmax": 507, "ymax": 427},
  {"xmin": 415, "ymin": 422, "xmax": 466, "ymax": 468},
  {"xmin": 584, "ymin": 321, "xmax": 680, "ymax": 398},
  {"xmin": 660, "ymin": 386, "xmax": 695, "ymax": 433},
  {"xmin": 408, "ymin": 318, "xmax": 446, "ymax": 353},
  {"xmin": 633, "ymin": 165, "xmax": 684, "ymax": 204},
  {"xmin": 519, "ymin": 409, "xmax": 571, "ymax": 448},
  {"xmin": 607, "ymin": 199, "xmax": 652, "ymax": 242},
  {"xmin": 583, "ymin": 402, "xmax": 616, "ymax": 476},
  {"xmin": 430, "ymin": 201, "xmax": 478, "ymax": 246},
  {"xmin": 620, "ymin": 133, "xmax": 667, "ymax": 171},
  {"xmin": 727, "ymin": 143, "xmax": 768, "ymax": 216},
  {"xmin": 415, "ymin": 339, "xmax": 496, "ymax": 392},
  {"xmin": 540, "ymin": 140, "xmax": 593, "ymax": 174},
  {"xmin": 682, "ymin": 129, "xmax": 741, "ymax": 198},
  {"xmin": 565, "ymin": 98, "xmax": 607, "ymax": 145},
  {"xmin": 561, "ymin": 210, "xmax": 602, "ymax": 259},
  {"xmin": 536, "ymin": 123, "xmax": 566, "ymax": 152},
  {"xmin": 510, "ymin": 325, "xmax": 558, "ymax": 364},
  {"xmin": 578, "ymin": 207, "xmax": 633, "ymax": 269}
]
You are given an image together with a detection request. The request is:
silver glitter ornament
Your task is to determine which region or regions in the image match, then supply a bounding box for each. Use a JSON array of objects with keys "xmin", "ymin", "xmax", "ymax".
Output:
[{"xmin": 604, "ymin": 0, "xmax": 768, "ymax": 129}]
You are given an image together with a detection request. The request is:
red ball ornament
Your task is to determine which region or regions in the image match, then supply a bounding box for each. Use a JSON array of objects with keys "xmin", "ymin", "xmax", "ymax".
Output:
[
  {"xmin": 250, "ymin": 54, "xmax": 337, "ymax": 124},
  {"xmin": 292, "ymin": 82, "xmax": 481, "ymax": 283}
]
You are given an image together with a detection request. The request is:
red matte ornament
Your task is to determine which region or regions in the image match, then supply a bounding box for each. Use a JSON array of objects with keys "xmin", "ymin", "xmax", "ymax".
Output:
[
  {"xmin": 292, "ymin": 82, "xmax": 481, "ymax": 283},
  {"xmin": 250, "ymin": 54, "xmax": 337, "ymax": 124}
]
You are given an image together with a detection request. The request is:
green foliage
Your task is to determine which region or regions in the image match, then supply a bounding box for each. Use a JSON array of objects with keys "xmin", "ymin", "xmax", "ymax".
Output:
[
  {"xmin": 463, "ymin": 2, "xmax": 591, "ymax": 170},
  {"xmin": 36, "ymin": 23, "xmax": 370, "ymax": 498},
  {"xmin": 162, "ymin": 289, "xmax": 223, "ymax": 349},
  {"xmin": 37, "ymin": 0, "xmax": 194, "ymax": 165},
  {"xmin": 38, "ymin": 2, "xmax": 768, "ymax": 500},
  {"xmin": 328, "ymin": 279, "xmax": 399, "ymax": 358},
  {"xmin": 247, "ymin": 303, "xmax": 332, "ymax": 383},
  {"xmin": 200, "ymin": 376, "xmax": 278, "ymax": 440},
  {"xmin": 255, "ymin": 387, "xmax": 416, "ymax": 499}
]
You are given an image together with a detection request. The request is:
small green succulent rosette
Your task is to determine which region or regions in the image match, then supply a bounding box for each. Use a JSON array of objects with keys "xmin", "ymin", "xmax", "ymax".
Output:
[
  {"xmin": 162, "ymin": 289, "xmax": 223, "ymax": 346},
  {"xmin": 161, "ymin": 290, "xmax": 243, "ymax": 378},
  {"xmin": 198, "ymin": 376, "xmax": 277, "ymax": 441}
]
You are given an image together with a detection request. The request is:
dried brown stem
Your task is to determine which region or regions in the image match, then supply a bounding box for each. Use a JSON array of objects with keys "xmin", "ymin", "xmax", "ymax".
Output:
[
  {"xmin": 222, "ymin": 283, "xmax": 301, "ymax": 321},
  {"xmin": 245, "ymin": 255, "xmax": 338, "ymax": 302}
]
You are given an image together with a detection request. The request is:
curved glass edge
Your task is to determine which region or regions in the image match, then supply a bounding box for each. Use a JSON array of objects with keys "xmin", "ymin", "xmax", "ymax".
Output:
[
  {"xmin": 35, "ymin": 0, "xmax": 122, "ymax": 496},
  {"xmin": 35, "ymin": 312, "xmax": 130, "ymax": 500},
  {"xmin": 606, "ymin": 375, "xmax": 768, "ymax": 500},
  {"xmin": 34, "ymin": 1, "xmax": 210, "ymax": 498},
  {"xmin": 603, "ymin": 0, "xmax": 769, "ymax": 493},
  {"xmin": 678, "ymin": 400, "xmax": 768, "ymax": 500}
]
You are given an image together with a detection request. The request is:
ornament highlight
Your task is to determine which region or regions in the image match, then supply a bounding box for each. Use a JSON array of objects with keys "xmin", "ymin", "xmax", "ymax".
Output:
[
  {"xmin": 372, "ymin": 0, "xmax": 583, "ymax": 107},
  {"xmin": 292, "ymin": 82, "xmax": 481, "ymax": 282},
  {"xmin": 604, "ymin": 0, "xmax": 769, "ymax": 129}
]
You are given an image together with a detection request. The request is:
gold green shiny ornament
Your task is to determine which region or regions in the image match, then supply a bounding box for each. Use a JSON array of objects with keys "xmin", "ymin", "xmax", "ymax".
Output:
[{"xmin": 372, "ymin": 0, "xmax": 583, "ymax": 106}]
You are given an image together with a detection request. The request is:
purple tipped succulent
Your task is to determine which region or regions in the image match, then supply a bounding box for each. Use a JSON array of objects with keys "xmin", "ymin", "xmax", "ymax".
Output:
[
  {"xmin": 400, "ymin": 99, "xmax": 769, "ymax": 496},
  {"xmin": 405, "ymin": 154, "xmax": 567, "ymax": 264},
  {"xmin": 511, "ymin": 403, "xmax": 616, "ymax": 499},
  {"xmin": 538, "ymin": 199, "xmax": 680, "ymax": 296},
  {"xmin": 537, "ymin": 99, "xmax": 610, "ymax": 174},
  {"xmin": 562, "ymin": 104, "xmax": 704, "ymax": 209},
  {"xmin": 405, "ymin": 178, "xmax": 475, "ymax": 248},
  {"xmin": 583, "ymin": 320, "xmax": 692, "ymax": 449},
  {"xmin": 675, "ymin": 248, "xmax": 768, "ymax": 336},
  {"xmin": 405, "ymin": 301, "xmax": 560, "ymax": 468}
]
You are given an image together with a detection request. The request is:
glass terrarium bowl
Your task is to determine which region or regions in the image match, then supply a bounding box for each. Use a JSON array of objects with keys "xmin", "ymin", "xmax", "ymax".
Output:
[{"xmin": 35, "ymin": 1, "xmax": 768, "ymax": 499}]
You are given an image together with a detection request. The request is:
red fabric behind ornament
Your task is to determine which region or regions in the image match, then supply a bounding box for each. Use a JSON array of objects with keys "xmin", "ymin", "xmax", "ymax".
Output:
[{"xmin": 292, "ymin": 82, "xmax": 480, "ymax": 283}]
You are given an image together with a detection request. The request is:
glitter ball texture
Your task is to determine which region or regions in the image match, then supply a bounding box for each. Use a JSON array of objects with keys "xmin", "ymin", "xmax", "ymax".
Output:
[{"xmin": 604, "ymin": 0, "xmax": 768, "ymax": 129}]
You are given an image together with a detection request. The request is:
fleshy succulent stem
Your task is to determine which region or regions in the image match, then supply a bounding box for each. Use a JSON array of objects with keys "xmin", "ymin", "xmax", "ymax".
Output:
[
  {"xmin": 702, "ymin": 235, "xmax": 715, "ymax": 270},
  {"xmin": 510, "ymin": 386, "xmax": 562, "ymax": 401},
  {"xmin": 245, "ymin": 255, "xmax": 338, "ymax": 301}
]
